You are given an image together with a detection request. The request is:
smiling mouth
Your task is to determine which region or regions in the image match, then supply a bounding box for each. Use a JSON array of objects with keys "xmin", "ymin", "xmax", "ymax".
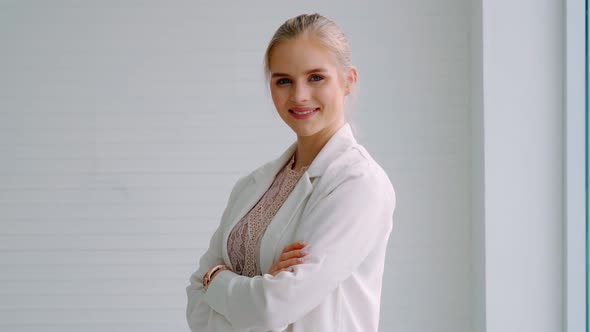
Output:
[{"xmin": 289, "ymin": 108, "xmax": 320, "ymax": 115}]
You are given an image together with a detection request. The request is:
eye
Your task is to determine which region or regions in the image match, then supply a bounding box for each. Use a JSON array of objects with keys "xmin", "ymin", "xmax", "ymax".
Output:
[
  {"xmin": 310, "ymin": 75, "xmax": 324, "ymax": 82},
  {"xmin": 276, "ymin": 78, "xmax": 290, "ymax": 85},
  {"xmin": 275, "ymin": 75, "xmax": 324, "ymax": 86}
]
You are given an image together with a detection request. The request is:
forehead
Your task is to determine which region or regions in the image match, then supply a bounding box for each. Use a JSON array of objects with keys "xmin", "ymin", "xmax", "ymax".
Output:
[{"xmin": 269, "ymin": 37, "xmax": 339, "ymax": 76}]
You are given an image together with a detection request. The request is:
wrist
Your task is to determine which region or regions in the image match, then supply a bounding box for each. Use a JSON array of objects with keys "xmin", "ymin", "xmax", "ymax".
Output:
[
  {"xmin": 202, "ymin": 264, "xmax": 229, "ymax": 290},
  {"xmin": 210, "ymin": 269, "xmax": 223, "ymax": 281}
]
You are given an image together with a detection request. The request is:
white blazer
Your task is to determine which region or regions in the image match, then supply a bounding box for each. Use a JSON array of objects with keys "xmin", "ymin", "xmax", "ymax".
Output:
[{"xmin": 186, "ymin": 122, "xmax": 396, "ymax": 332}]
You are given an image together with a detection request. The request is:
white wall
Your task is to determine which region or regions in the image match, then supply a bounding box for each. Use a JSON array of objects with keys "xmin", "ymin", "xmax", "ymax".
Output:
[
  {"xmin": 0, "ymin": 1, "xmax": 473, "ymax": 331},
  {"xmin": 473, "ymin": 0, "xmax": 564, "ymax": 331}
]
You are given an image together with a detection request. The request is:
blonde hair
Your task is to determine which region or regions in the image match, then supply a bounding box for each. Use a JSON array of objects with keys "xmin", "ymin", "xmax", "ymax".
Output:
[{"xmin": 263, "ymin": 13, "xmax": 359, "ymax": 126}]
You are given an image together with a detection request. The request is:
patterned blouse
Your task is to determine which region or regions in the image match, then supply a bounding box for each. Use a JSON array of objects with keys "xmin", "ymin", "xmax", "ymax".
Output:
[{"xmin": 227, "ymin": 152, "xmax": 308, "ymax": 277}]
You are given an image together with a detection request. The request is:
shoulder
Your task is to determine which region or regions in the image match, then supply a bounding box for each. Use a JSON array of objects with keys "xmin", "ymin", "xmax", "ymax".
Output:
[
  {"xmin": 299, "ymin": 143, "xmax": 396, "ymax": 230},
  {"xmin": 226, "ymin": 174, "xmax": 252, "ymax": 202},
  {"xmin": 313, "ymin": 143, "xmax": 395, "ymax": 205}
]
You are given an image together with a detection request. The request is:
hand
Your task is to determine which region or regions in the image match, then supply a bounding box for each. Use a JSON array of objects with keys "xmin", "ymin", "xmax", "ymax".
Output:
[{"xmin": 268, "ymin": 241, "xmax": 309, "ymax": 276}]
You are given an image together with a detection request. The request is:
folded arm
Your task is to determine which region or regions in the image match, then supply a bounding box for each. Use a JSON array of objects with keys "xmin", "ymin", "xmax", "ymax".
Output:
[
  {"xmin": 203, "ymin": 169, "xmax": 396, "ymax": 330},
  {"xmin": 185, "ymin": 176, "xmax": 252, "ymax": 332}
]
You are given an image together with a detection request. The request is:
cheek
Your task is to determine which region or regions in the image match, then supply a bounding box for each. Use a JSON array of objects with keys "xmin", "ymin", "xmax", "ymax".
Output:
[
  {"xmin": 270, "ymin": 87, "xmax": 285, "ymax": 103},
  {"xmin": 316, "ymin": 86, "xmax": 339, "ymax": 105},
  {"xmin": 269, "ymin": 88, "xmax": 281, "ymax": 107}
]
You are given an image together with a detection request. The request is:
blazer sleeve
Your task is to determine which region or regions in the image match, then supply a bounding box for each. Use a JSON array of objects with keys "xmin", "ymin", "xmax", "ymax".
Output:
[
  {"xmin": 185, "ymin": 175, "xmax": 253, "ymax": 332},
  {"xmin": 202, "ymin": 166, "xmax": 396, "ymax": 330}
]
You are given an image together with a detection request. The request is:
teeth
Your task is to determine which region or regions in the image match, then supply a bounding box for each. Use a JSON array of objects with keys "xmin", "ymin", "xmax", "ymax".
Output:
[{"xmin": 292, "ymin": 109, "xmax": 317, "ymax": 115}]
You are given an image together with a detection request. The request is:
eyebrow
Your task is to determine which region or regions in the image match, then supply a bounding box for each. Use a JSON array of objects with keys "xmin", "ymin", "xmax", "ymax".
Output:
[{"xmin": 271, "ymin": 68, "xmax": 329, "ymax": 78}]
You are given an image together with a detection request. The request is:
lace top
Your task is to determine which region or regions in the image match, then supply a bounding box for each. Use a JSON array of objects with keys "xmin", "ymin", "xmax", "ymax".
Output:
[{"xmin": 227, "ymin": 153, "xmax": 308, "ymax": 277}]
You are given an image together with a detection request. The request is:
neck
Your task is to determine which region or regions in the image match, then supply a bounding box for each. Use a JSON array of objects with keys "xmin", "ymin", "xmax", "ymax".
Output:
[{"xmin": 292, "ymin": 121, "xmax": 346, "ymax": 170}]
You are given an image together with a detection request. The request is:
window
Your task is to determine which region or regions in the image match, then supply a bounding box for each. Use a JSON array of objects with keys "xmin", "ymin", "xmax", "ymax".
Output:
[{"xmin": 565, "ymin": 1, "xmax": 587, "ymax": 331}]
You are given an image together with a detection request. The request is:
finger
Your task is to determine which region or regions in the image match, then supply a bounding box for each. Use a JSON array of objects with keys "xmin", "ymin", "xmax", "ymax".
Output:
[
  {"xmin": 276, "ymin": 257, "xmax": 305, "ymax": 270},
  {"xmin": 281, "ymin": 240, "xmax": 307, "ymax": 254},
  {"xmin": 271, "ymin": 267, "xmax": 291, "ymax": 276},
  {"xmin": 272, "ymin": 269, "xmax": 281, "ymax": 276},
  {"xmin": 279, "ymin": 247, "xmax": 310, "ymax": 261}
]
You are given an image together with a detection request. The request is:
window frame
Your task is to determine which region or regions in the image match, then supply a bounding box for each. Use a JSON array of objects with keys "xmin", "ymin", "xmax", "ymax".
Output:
[{"xmin": 565, "ymin": 0, "xmax": 587, "ymax": 331}]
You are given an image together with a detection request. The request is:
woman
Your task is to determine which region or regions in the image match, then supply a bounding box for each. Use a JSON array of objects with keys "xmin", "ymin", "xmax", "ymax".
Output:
[{"xmin": 186, "ymin": 13, "xmax": 396, "ymax": 332}]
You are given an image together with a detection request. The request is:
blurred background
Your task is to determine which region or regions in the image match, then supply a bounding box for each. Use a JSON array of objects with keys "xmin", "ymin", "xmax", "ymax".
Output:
[{"xmin": 0, "ymin": 0, "xmax": 571, "ymax": 331}]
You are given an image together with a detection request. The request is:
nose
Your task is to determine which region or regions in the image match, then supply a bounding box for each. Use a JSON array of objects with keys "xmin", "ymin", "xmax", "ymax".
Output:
[{"xmin": 289, "ymin": 82, "xmax": 310, "ymax": 103}]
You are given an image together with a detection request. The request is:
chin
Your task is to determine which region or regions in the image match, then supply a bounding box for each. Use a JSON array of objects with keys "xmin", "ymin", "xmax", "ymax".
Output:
[{"xmin": 289, "ymin": 124, "xmax": 323, "ymax": 138}]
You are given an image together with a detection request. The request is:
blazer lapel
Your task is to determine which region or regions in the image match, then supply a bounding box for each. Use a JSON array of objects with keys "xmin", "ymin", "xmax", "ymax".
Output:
[
  {"xmin": 259, "ymin": 174, "xmax": 313, "ymax": 274},
  {"xmin": 221, "ymin": 122, "xmax": 358, "ymax": 273},
  {"xmin": 221, "ymin": 142, "xmax": 297, "ymax": 269}
]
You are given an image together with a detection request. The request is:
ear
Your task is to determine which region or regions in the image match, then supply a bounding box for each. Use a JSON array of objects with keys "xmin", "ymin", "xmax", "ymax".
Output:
[{"xmin": 345, "ymin": 66, "xmax": 358, "ymax": 96}]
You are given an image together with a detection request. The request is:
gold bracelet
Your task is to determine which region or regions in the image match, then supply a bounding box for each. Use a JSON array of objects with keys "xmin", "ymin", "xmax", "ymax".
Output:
[{"xmin": 203, "ymin": 264, "xmax": 229, "ymax": 290}]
